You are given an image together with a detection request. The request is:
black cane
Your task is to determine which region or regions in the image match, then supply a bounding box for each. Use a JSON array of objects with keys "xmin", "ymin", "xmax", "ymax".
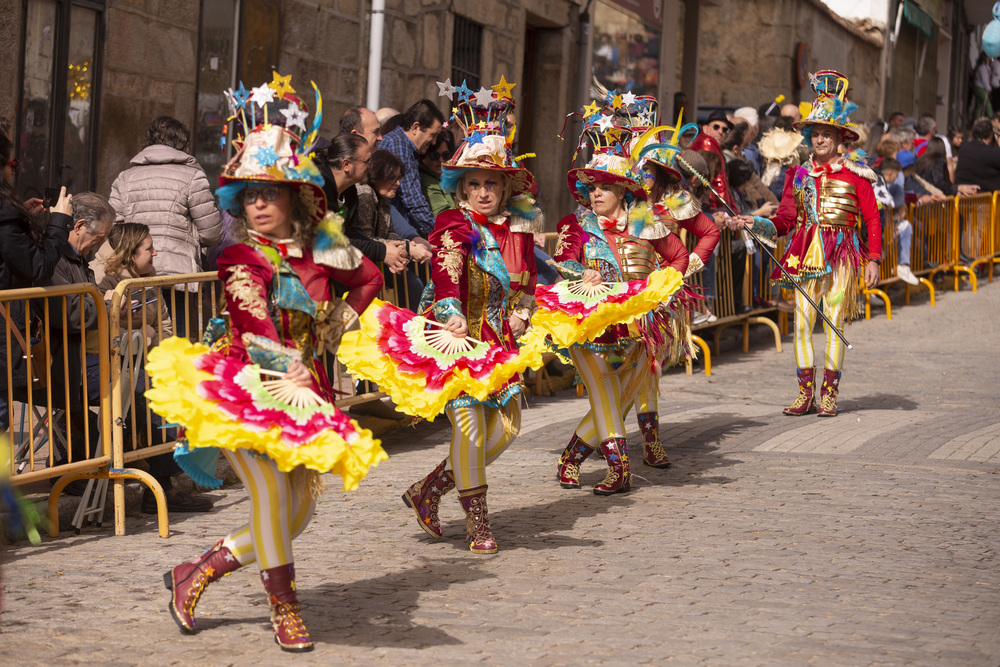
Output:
[{"xmin": 675, "ymin": 154, "xmax": 852, "ymax": 350}]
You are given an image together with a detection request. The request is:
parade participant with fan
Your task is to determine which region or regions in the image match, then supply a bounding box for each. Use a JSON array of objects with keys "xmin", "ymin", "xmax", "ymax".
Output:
[
  {"xmin": 146, "ymin": 74, "xmax": 387, "ymax": 652},
  {"xmin": 759, "ymin": 70, "xmax": 881, "ymax": 417},
  {"xmin": 394, "ymin": 77, "xmax": 541, "ymax": 554},
  {"xmin": 625, "ymin": 110, "xmax": 722, "ymax": 468},
  {"xmin": 551, "ymin": 94, "xmax": 690, "ymax": 495}
]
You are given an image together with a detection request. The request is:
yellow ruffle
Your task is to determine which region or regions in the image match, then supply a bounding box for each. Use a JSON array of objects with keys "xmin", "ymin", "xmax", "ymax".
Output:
[
  {"xmin": 144, "ymin": 337, "xmax": 387, "ymax": 491},
  {"xmin": 338, "ymin": 304, "xmax": 548, "ymax": 421},
  {"xmin": 532, "ymin": 268, "xmax": 685, "ymax": 348}
]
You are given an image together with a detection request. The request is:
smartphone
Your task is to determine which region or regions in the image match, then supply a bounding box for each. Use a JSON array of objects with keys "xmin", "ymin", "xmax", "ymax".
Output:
[{"xmin": 43, "ymin": 187, "xmax": 62, "ymax": 208}]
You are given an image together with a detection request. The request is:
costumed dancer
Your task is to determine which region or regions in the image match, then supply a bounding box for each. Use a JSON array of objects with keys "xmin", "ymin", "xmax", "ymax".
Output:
[
  {"xmin": 552, "ymin": 95, "xmax": 690, "ymax": 495},
  {"xmin": 401, "ymin": 77, "xmax": 541, "ymax": 554},
  {"xmin": 627, "ymin": 110, "xmax": 722, "ymax": 467},
  {"xmin": 147, "ymin": 75, "xmax": 387, "ymax": 651},
  {"xmin": 757, "ymin": 70, "xmax": 881, "ymax": 417}
]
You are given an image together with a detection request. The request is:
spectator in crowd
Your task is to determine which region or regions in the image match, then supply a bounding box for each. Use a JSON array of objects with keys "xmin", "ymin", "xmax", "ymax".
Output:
[
  {"xmin": 677, "ymin": 149, "xmax": 719, "ymax": 324},
  {"xmin": 376, "ymin": 107, "xmax": 400, "ymax": 125},
  {"xmin": 780, "ymin": 103, "xmax": 802, "ymax": 122},
  {"xmin": 895, "ymin": 150, "xmax": 940, "ymax": 204},
  {"xmin": 955, "ymin": 118, "xmax": 1000, "ymax": 193},
  {"xmin": 724, "ymin": 159, "xmax": 756, "ymax": 313},
  {"xmin": 339, "ymin": 106, "xmax": 382, "ymax": 150},
  {"xmin": 673, "ymin": 91, "xmax": 690, "ymax": 120},
  {"xmin": 877, "ymin": 172, "xmax": 919, "ymax": 287},
  {"xmin": 914, "ymin": 114, "xmax": 953, "ymax": 172},
  {"xmin": 888, "ymin": 111, "xmax": 905, "ymax": 129},
  {"xmin": 887, "ymin": 127, "xmax": 916, "ymax": 153},
  {"xmin": 0, "ymin": 128, "xmax": 72, "ymax": 431},
  {"xmin": 380, "ymin": 99, "xmax": 445, "ymax": 239},
  {"xmin": 108, "ymin": 116, "xmax": 222, "ymax": 339},
  {"xmin": 948, "ymin": 126, "xmax": 964, "ymax": 173},
  {"xmin": 419, "ymin": 128, "xmax": 457, "ymax": 217},
  {"xmin": 875, "ymin": 137, "xmax": 901, "ymax": 167},
  {"xmin": 320, "ymin": 133, "xmax": 371, "ymax": 217},
  {"xmin": 733, "ymin": 107, "xmax": 762, "ymax": 174},
  {"xmin": 915, "ymin": 137, "xmax": 956, "ymax": 195},
  {"xmin": 345, "ymin": 149, "xmax": 425, "ymax": 311}
]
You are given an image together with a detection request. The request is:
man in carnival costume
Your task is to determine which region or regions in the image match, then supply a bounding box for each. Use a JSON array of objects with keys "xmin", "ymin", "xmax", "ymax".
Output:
[{"xmin": 751, "ymin": 71, "xmax": 881, "ymax": 417}]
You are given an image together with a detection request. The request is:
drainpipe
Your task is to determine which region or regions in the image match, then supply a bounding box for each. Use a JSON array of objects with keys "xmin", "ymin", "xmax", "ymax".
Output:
[{"xmin": 366, "ymin": 0, "xmax": 386, "ymax": 110}]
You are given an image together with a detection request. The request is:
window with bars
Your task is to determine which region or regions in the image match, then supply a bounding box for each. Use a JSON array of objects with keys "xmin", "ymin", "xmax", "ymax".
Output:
[{"xmin": 452, "ymin": 15, "xmax": 483, "ymax": 91}]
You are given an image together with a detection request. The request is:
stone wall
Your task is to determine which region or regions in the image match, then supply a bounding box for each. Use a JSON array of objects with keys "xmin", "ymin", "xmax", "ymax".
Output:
[{"xmin": 0, "ymin": 0, "xmax": 21, "ymax": 126}]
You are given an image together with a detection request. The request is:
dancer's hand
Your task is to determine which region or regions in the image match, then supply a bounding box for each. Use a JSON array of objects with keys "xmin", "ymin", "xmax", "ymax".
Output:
[
  {"xmin": 508, "ymin": 314, "xmax": 527, "ymax": 337},
  {"xmin": 864, "ymin": 261, "xmax": 880, "ymax": 289},
  {"xmin": 581, "ymin": 269, "xmax": 602, "ymax": 285},
  {"xmin": 443, "ymin": 314, "xmax": 468, "ymax": 337},
  {"xmin": 285, "ymin": 359, "xmax": 314, "ymax": 387}
]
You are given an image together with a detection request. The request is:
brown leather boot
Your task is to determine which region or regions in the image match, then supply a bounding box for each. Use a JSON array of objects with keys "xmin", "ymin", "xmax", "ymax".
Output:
[
  {"xmin": 816, "ymin": 368, "xmax": 842, "ymax": 417},
  {"xmin": 402, "ymin": 459, "xmax": 455, "ymax": 538},
  {"xmin": 458, "ymin": 485, "xmax": 497, "ymax": 554},
  {"xmin": 163, "ymin": 539, "xmax": 241, "ymax": 633},
  {"xmin": 556, "ymin": 434, "xmax": 595, "ymax": 488},
  {"xmin": 782, "ymin": 367, "xmax": 816, "ymax": 416},
  {"xmin": 260, "ymin": 563, "xmax": 313, "ymax": 652},
  {"xmin": 637, "ymin": 412, "xmax": 670, "ymax": 468},
  {"xmin": 593, "ymin": 437, "xmax": 632, "ymax": 496}
]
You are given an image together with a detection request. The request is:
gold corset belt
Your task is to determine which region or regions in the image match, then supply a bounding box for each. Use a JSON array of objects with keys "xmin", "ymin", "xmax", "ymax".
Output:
[{"xmin": 614, "ymin": 237, "xmax": 657, "ymax": 281}]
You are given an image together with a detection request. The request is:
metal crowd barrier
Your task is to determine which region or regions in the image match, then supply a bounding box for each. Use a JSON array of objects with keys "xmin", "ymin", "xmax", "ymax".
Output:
[{"xmin": 909, "ymin": 195, "xmax": 977, "ymax": 296}]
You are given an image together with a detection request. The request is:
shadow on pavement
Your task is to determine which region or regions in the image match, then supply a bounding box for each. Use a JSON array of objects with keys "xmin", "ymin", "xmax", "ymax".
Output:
[{"xmin": 839, "ymin": 392, "xmax": 919, "ymax": 412}]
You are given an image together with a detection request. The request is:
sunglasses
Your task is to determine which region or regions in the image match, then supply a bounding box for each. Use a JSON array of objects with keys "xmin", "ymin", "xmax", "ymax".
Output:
[
  {"xmin": 5, "ymin": 160, "xmax": 17, "ymax": 174},
  {"xmin": 241, "ymin": 186, "xmax": 286, "ymax": 205},
  {"xmin": 424, "ymin": 151, "xmax": 447, "ymax": 161},
  {"xmin": 710, "ymin": 123, "xmax": 731, "ymax": 135}
]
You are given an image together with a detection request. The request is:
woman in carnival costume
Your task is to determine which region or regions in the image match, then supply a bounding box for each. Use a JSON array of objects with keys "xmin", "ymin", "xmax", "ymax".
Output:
[
  {"xmin": 753, "ymin": 70, "xmax": 881, "ymax": 417},
  {"xmin": 400, "ymin": 78, "xmax": 541, "ymax": 554},
  {"xmin": 552, "ymin": 96, "xmax": 690, "ymax": 495},
  {"xmin": 147, "ymin": 75, "xmax": 386, "ymax": 651},
  {"xmin": 625, "ymin": 107, "xmax": 722, "ymax": 468}
]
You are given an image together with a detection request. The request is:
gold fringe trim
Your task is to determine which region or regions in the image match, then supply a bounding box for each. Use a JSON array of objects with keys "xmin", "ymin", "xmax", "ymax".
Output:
[
  {"xmin": 313, "ymin": 244, "xmax": 363, "ymax": 270},
  {"xmin": 306, "ymin": 469, "xmax": 326, "ymax": 500},
  {"xmin": 508, "ymin": 212, "xmax": 545, "ymax": 234}
]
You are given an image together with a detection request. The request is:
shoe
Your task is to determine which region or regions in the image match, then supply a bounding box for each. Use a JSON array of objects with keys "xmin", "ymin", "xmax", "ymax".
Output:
[
  {"xmin": 593, "ymin": 437, "xmax": 632, "ymax": 495},
  {"xmin": 896, "ymin": 264, "xmax": 919, "ymax": 285},
  {"xmin": 401, "ymin": 459, "xmax": 455, "ymax": 538},
  {"xmin": 776, "ymin": 298, "xmax": 795, "ymax": 313},
  {"xmin": 737, "ymin": 304, "xmax": 753, "ymax": 315},
  {"xmin": 458, "ymin": 485, "xmax": 498, "ymax": 554},
  {"xmin": 705, "ymin": 312, "xmax": 718, "ymax": 323},
  {"xmin": 556, "ymin": 434, "xmax": 594, "ymax": 488},
  {"xmin": 260, "ymin": 564, "xmax": 313, "ymax": 652},
  {"xmin": 691, "ymin": 312, "xmax": 710, "ymax": 325},
  {"xmin": 163, "ymin": 539, "xmax": 241, "ymax": 633},
  {"xmin": 783, "ymin": 367, "xmax": 816, "ymax": 416},
  {"xmin": 349, "ymin": 398, "xmax": 405, "ymax": 420},
  {"xmin": 142, "ymin": 487, "xmax": 214, "ymax": 514},
  {"xmin": 637, "ymin": 412, "xmax": 670, "ymax": 468},
  {"xmin": 816, "ymin": 368, "xmax": 842, "ymax": 417},
  {"xmin": 753, "ymin": 297, "xmax": 775, "ymax": 309}
]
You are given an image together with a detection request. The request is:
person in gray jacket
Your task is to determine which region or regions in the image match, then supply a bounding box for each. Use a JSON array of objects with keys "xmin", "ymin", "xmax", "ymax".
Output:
[{"xmin": 109, "ymin": 116, "xmax": 222, "ymax": 338}]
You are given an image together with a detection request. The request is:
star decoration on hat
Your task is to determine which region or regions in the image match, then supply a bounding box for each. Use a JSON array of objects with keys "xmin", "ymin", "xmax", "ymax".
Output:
[
  {"xmin": 250, "ymin": 83, "xmax": 276, "ymax": 108},
  {"xmin": 268, "ymin": 71, "xmax": 295, "ymax": 99},
  {"xmin": 280, "ymin": 101, "xmax": 309, "ymax": 133},
  {"xmin": 597, "ymin": 115, "xmax": 615, "ymax": 132},
  {"xmin": 611, "ymin": 94, "xmax": 623, "ymax": 109},
  {"xmin": 492, "ymin": 75, "xmax": 515, "ymax": 101},
  {"xmin": 465, "ymin": 130, "xmax": 486, "ymax": 146},
  {"xmin": 455, "ymin": 80, "xmax": 473, "ymax": 103},
  {"xmin": 621, "ymin": 92, "xmax": 637, "ymax": 108},
  {"xmin": 254, "ymin": 145, "xmax": 279, "ymax": 167},
  {"xmin": 473, "ymin": 87, "xmax": 495, "ymax": 107},
  {"xmin": 604, "ymin": 89, "xmax": 618, "ymax": 104},
  {"xmin": 436, "ymin": 78, "xmax": 456, "ymax": 98},
  {"xmin": 637, "ymin": 109, "xmax": 654, "ymax": 126},
  {"xmin": 232, "ymin": 81, "xmax": 251, "ymax": 108},
  {"xmin": 223, "ymin": 90, "xmax": 238, "ymax": 117},
  {"xmin": 583, "ymin": 101, "xmax": 601, "ymax": 119}
]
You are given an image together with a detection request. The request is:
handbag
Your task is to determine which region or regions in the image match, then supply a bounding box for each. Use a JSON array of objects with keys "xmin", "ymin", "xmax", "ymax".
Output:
[{"xmin": 0, "ymin": 306, "xmax": 51, "ymax": 388}]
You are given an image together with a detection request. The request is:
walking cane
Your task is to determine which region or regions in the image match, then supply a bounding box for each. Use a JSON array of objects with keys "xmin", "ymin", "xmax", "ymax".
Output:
[{"xmin": 675, "ymin": 154, "xmax": 853, "ymax": 350}]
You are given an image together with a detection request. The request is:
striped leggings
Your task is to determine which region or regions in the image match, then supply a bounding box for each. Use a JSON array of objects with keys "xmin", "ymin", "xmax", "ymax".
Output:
[
  {"xmin": 446, "ymin": 400, "xmax": 521, "ymax": 491},
  {"xmin": 571, "ymin": 346, "xmax": 649, "ymax": 446},
  {"xmin": 218, "ymin": 449, "xmax": 316, "ymax": 570},
  {"xmin": 793, "ymin": 269, "xmax": 848, "ymax": 371}
]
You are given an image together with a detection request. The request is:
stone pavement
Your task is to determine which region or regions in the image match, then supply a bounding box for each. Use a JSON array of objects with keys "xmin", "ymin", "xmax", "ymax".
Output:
[{"xmin": 2, "ymin": 279, "xmax": 999, "ymax": 666}]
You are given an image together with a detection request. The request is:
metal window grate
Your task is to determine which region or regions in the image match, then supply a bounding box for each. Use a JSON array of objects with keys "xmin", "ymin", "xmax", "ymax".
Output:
[{"xmin": 452, "ymin": 15, "xmax": 482, "ymax": 91}]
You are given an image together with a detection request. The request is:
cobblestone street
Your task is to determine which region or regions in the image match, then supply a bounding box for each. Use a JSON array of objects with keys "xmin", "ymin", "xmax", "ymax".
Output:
[{"xmin": 2, "ymin": 282, "xmax": 999, "ymax": 666}]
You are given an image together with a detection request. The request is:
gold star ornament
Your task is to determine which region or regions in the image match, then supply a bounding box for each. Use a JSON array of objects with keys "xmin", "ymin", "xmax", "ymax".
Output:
[
  {"xmin": 492, "ymin": 75, "xmax": 516, "ymax": 101},
  {"xmin": 786, "ymin": 254, "xmax": 800, "ymax": 269},
  {"xmin": 268, "ymin": 71, "xmax": 295, "ymax": 99}
]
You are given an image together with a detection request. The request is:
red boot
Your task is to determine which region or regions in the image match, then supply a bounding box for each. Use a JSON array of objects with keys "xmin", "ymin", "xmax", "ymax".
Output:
[
  {"xmin": 816, "ymin": 368, "xmax": 842, "ymax": 417},
  {"xmin": 402, "ymin": 459, "xmax": 455, "ymax": 538},
  {"xmin": 637, "ymin": 412, "xmax": 670, "ymax": 468},
  {"xmin": 556, "ymin": 434, "xmax": 594, "ymax": 488},
  {"xmin": 458, "ymin": 485, "xmax": 497, "ymax": 554},
  {"xmin": 593, "ymin": 437, "xmax": 632, "ymax": 496},
  {"xmin": 260, "ymin": 563, "xmax": 313, "ymax": 652},
  {"xmin": 163, "ymin": 539, "xmax": 241, "ymax": 633},
  {"xmin": 782, "ymin": 367, "xmax": 816, "ymax": 416}
]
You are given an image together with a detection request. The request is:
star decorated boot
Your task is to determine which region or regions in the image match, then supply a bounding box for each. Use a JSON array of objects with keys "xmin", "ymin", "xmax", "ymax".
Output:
[
  {"xmin": 163, "ymin": 539, "xmax": 241, "ymax": 633},
  {"xmin": 783, "ymin": 367, "xmax": 816, "ymax": 416},
  {"xmin": 556, "ymin": 434, "xmax": 594, "ymax": 488},
  {"xmin": 402, "ymin": 459, "xmax": 456, "ymax": 538},
  {"xmin": 637, "ymin": 412, "xmax": 670, "ymax": 468},
  {"xmin": 260, "ymin": 563, "xmax": 313, "ymax": 652},
  {"xmin": 458, "ymin": 485, "xmax": 498, "ymax": 554},
  {"xmin": 593, "ymin": 437, "xmax": 632, "ymax": 496},
  {"xmin": 816, "ymin": 368, "xmax": 842, "ymax": 417}
]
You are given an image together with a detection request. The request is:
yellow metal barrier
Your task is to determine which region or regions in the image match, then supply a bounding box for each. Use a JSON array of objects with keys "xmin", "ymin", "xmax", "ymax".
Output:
[{"xmin": 957, "ymin": 192, "xmax": 994, "ymax": 289}]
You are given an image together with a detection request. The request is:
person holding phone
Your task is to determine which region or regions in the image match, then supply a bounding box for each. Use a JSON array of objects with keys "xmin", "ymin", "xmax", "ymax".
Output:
[{"xmin": 0, "ymin": 128, "xmax": 73, "ymax": 431}]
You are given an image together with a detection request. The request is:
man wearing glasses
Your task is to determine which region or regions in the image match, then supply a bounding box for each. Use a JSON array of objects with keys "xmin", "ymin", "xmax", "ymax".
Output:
[{"xmin": 687, "ymin": 109, "xmax": 737, "ymax": 212}]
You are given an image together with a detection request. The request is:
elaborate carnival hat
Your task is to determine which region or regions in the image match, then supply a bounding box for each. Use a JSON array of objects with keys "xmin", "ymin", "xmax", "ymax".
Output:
[
  {"xmin": 217, "ymin": 72, "xmax": 328, "ymax": 223},
  {"xmin": 435, "ymin": 75, "xmax": 535, "ymax": 197},
  {"xmin": 562, "ymin": 87, "xmax": 650, "ymax": 208},
  {"xmin": 759, "ymin": 127, "xmax": 805, "ymax": 164},
  {"xmin": 628, "ymin": 109, "xmax": 700, "ymax": 184},
  {"xmin": 795, "ymin": 70, "xmax": 861, "ymax": 144}
]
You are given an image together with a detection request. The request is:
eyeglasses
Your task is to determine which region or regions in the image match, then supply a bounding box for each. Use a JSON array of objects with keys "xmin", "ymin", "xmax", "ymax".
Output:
[
  {"xmin": 710, "ymin": 123, "xmax": 731, "ymax": 135},
  {"xmin": 352, "ymin": 156, "xmax": 372, "ymax": 166},
  {"xmin": 5, "ymin": 160, "xmax": 18, "ymax": 174},
  {"xmin": 241, "ymin": 186, "xmax": 285, "ymax": 205},
  {"xmin": 424, "ymin": 151, "xmax": 446, "ymax": 161}
]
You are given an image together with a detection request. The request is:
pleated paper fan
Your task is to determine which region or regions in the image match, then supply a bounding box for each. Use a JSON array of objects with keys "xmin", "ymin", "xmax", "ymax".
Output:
[
  {"xmin": 145, "ymin": 336, "xmax": 386, "ymax": 490},
  {"xmin": 338, "ymin": 299, "xmax": 547, "ymax": 420},
  {"xmin": 531, "ymin": 268, "xmax": 685, "ymax": 348}
]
